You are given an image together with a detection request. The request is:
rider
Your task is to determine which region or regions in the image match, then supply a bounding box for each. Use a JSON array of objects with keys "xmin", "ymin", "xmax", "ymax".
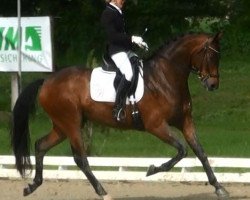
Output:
[{"xmin": 101, "ymin": 0, "xmax": 148, "ymax": 121}]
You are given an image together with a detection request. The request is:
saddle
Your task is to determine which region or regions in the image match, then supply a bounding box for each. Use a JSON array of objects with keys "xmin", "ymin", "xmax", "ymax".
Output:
[
  {"xmin": 102, "ymin": 51, "xmax": 141, "ymax": 94},
  {"xmin": 102, "ymin": 53, "xmax": 117, "ymax": 72},
  {"xmin": 90, "ymin": 52, "xmax": 144, "ymax": 129}
]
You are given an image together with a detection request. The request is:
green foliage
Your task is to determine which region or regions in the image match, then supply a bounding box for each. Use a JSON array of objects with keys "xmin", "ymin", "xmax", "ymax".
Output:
[
  {"xmin": 228, "ymin": 0, "xmax": 250, "ymax": 31},
  {"xmin": 221, "ymin": 27, "xmax": 250, "ymax": 57},
  {"xmin": 0, "ymin": 74, "xmax": 11, "ymax": 111},
  {"xmin": 1, "ymin": 0, "xmax": 243, "ymax": 66},
  {"xmin": 220, "ymin": 0, "xmax": 250, "ymax": 56}
]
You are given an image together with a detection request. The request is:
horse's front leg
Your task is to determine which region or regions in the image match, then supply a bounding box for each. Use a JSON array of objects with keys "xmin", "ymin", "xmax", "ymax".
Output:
[
  {"xmin": 146, "ymin": 121, "xmax": 187, "ymax": 176},
  {"xmin": 70, "ymin": 134, "xmax": 112, "ymax": 200},
  {"xmin": 182, "ymin": 115, "xmax": 229, "ymax": 199}
]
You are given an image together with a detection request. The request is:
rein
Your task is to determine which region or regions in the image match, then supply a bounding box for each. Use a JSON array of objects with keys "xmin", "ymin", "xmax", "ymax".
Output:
[{"xmin": 207, "ymin": 46, "xmax": 220, "ymax": 54}]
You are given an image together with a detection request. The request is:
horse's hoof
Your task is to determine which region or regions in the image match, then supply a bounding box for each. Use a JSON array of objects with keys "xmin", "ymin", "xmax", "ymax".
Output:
[
  {"xmin": 23, "ymin": 183, "xmax": 38, "ymax": 196},
  {"xmin": 146, "ymin": 165, "xmax": 156, "ymax": 176},
  {"xmin": 23, "ymin": 185, "xmax": 32, "ymax": 196},
  {"xmin": 102, "ymin": 194, "xmax": 113, "ymax": 200},
  {"xmin": 216, "ymin": 187, "xmax": 230, "ymax": 199}
]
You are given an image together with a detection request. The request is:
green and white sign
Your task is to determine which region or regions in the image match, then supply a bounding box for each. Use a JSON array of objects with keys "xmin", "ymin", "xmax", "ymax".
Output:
[{"xmin": 0, "ymin": 17, "xmax": 53, "ymax": 72}]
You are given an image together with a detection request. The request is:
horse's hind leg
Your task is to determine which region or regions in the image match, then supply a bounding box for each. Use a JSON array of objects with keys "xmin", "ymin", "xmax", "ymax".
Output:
[
  {"xmin": 23, "ymin": 127, "xmax": 65, "ymax": 196},
  {"xmin": 182, "ymin": 117, "xmax": 229, "ymax": 198},
  {"xmin": 146, "ymin": 122, "xmax": 187, "ymax": 176},
  {"xmin": 69, "ymin": 129, "xmax": 112, "ymax": 200}
]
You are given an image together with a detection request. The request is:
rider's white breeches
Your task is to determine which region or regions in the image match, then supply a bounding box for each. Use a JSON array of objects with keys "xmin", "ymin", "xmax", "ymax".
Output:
[{"xmin": 111, "ymin": 52, "xmax": 133, "ymax": 81}]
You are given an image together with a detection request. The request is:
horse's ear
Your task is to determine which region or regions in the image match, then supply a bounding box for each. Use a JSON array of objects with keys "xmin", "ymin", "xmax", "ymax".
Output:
[{"xmin": 213, "ymin": 31, "xmax": 223, "ymax": 42}]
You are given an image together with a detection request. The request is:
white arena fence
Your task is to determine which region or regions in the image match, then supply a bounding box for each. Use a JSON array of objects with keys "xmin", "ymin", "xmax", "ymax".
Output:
[{"xmin": 0, "ymin": 156, "xmax": 250, "ymax": 183}]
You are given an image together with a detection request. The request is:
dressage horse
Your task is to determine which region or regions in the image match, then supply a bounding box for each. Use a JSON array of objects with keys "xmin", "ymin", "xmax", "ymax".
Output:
[{"xmin": 11, "ymin": 32, "xmax": 229, "ymax": 199}]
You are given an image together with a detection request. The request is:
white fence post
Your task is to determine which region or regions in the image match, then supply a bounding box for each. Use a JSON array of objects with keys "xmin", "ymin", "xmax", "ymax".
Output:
[{"xmin": 11, "ymin": 73, "xmax": 20, "ymax": 110}]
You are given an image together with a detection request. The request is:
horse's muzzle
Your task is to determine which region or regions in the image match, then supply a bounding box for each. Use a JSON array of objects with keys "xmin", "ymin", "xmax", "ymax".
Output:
[{"xmin": 202, "ymin": 76, "xmax": 219, "ymax": 91}]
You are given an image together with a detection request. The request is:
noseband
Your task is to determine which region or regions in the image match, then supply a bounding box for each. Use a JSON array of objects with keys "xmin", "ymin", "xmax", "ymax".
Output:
[{"xmin": 191, "ymin": 41, "xmax": 220, "ymax": 82}]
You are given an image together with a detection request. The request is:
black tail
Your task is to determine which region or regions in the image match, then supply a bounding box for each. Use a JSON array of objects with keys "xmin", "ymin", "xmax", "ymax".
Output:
[{"xmin": 11, "ymin": 79, "xmax": 44, "ymax": 177}]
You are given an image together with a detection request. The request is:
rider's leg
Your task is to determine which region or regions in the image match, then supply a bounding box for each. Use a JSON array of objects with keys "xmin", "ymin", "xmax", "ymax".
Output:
[
  {"xmin": 111, "ymin": 51, "xmax": 133, "ymax": 81},
  {"xmin": 111, "ymin": 52, "xmax": 132, "ymax": 121}
]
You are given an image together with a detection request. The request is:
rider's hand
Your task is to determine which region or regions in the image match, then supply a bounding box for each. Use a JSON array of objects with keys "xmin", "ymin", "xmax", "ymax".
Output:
[
  {"xmin": 140, "ymin": 41, "xmax": 149, "ymax": 51},
  {"xmin": 132, "ymin": 35, "xmax": 149, "ymax": 51}
]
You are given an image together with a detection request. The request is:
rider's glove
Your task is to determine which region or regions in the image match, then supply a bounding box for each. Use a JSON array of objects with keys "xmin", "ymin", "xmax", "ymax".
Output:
[{"xmin": 131, "ymin": 35, "xmax": 149, "ymax": 51}]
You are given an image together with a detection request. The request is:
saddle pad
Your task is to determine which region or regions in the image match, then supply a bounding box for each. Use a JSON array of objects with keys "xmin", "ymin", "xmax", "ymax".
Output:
[{"xmin": 90, "ymin": 67, "xmax": 144, "ymax": 104}]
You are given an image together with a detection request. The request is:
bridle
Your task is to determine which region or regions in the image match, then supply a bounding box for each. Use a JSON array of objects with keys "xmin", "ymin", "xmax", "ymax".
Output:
[{"xmin": 191, "ymin": 40, "xmax": 220, "ymax": 82}]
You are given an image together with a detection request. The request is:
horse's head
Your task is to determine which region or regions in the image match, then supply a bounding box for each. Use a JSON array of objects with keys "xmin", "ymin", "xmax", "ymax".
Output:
[{"xmin": 190, "ymin": 32, "xmax": 223, "ymax": 91}]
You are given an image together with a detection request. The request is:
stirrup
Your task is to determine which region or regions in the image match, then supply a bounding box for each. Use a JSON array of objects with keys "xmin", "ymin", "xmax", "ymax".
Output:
[
  {"xmin": 113, "ymin": 107, "xmax": 126, "ymax": 122},
  {"xmin": 117, "ymin": 108, "xmax": 126, "ymax": 121}
]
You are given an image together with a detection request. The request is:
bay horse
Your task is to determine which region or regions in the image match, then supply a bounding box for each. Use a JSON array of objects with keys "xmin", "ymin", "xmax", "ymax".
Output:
[{"xmin": 11, "ymin": 32, "xmax": 229, "ymax": 200}]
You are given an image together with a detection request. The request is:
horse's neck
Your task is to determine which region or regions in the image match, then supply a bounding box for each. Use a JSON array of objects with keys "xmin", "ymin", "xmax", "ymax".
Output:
[
  {"xmin": 158, "ymin": 49, "xmax": 191, "ymax": 81},
  {"xmin": 169, "ymin": 40, "xmax": 194, "ymax": 69},
  {"xmin": 144, "ymin": 40, "xmax": 195, "ymax": 97},
  {"xmin": 144, "ymin": 54, "xmax": 189, "ymax": 99}
]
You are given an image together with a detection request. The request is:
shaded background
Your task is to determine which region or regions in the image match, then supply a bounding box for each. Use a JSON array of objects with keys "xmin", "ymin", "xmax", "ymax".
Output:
[{"xmin": 0, "ymin": 0, "xmax": 249, "ymax": 66}]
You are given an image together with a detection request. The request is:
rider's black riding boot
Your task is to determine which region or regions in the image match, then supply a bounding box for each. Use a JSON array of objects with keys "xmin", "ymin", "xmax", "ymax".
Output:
[{"xmin": 113, "ymin": 76, "xmax": 131, "ymax": 121}]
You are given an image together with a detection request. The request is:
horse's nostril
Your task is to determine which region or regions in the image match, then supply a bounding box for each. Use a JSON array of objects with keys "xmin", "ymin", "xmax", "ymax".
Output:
[{"xmin": 210, "ymin": 83, "xmax": 218, "ymax": 90}]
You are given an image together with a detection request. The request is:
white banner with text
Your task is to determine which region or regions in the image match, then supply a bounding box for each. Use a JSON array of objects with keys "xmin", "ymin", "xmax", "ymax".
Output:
[{"xmin": 0, "ymin": 17, "xmax": 53, "ymax": 72}]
